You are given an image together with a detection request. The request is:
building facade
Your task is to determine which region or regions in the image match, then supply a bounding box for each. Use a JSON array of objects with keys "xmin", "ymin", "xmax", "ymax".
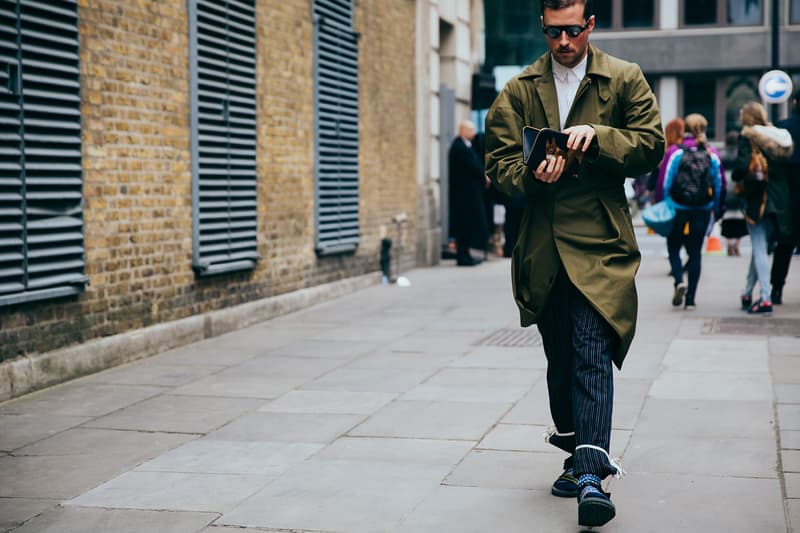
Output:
[
  {"xmin": 0, "ymin": 0, "xmax": 484, "ymax": 396},
  {"xmin": 486, "ymin": 0, "xmax": 800, "ymax": 140}
]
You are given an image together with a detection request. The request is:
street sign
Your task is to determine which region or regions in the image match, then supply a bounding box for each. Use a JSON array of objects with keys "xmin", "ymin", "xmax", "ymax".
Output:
[{"xmin": 758, "ymin": 70, "xmax": 793, "ymax": 104}]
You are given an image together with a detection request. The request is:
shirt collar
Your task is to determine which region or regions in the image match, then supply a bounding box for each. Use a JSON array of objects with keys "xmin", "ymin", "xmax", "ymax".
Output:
[{"xmin": 551, "ymin": 54, "xmax": 588, "ymax": 83}]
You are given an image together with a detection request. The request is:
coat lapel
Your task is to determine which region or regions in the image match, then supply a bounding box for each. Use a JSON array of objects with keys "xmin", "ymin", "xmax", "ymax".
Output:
[{"xmin": 534, "ymin": 71, "xmax": 560, "ymax": 130}]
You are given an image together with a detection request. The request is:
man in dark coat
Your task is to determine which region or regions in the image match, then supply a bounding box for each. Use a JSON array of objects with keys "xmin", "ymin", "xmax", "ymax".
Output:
[
  {"xmin": 484, "ymin": 0, "xmax": 664, "ymax": 527},
  {"xmin": 771, "ymin": 89, "xmax": 800, "ymax": 304},
  {"xmin": 448, "ymin": 120, "xmax": 489, "ymax": 265}
]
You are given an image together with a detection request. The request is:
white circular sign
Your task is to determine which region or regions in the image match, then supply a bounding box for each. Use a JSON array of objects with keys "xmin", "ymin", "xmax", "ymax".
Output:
[{"xmin": 759, "ymin": 70, "xmax": 793, "ymax": 104}]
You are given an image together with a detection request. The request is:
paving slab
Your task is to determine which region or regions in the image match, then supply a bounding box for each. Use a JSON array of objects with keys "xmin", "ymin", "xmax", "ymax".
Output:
[
  {"xmin": 313, "ymin": 437, "xmax": 473, "ymax": 466},
  {"xmin": 788, "ymin": 472, "xmax": 800, "ymax": 498},
  {"xmin": 634, "ymin": 398, "xmax": 775, "ymax": 438},
  {"xmin": 0, "ymin": 383, "xmax": 164, "ymax": 417},
  {"xmin": 0, "ymin": 429, "xmax": 191, "ymax": 499},
  {"xmin": 601, "ymin": 472, "xmax": 785, "ymax": 533},
  {"xmin": 13, "ymin": 428, "xmax": 191, "ymax": 458},
  {"xmin": 349, "ymin": 400, "xmax": 510, "ymax": 441},
  {"xmin": 217, "ymin": 459, "xmax": 449, "ymax": 533},
  {"xmin": 624, "ymin": 434, "xmax": 778, "ymax": 478},
  {"xmin": 784, "ymin": 449, "xmax": 800, "ymax": 472},
  {"xmin": 267, "ymin": 338, "xmax": 382, "ymax": 359},
  {"xmin": 662, "ymin": 338, "xmax": 769, "ymax": 373},
  {"xmin": 133, "ymin": 439, "xmax": 323, "ymax": 476},
  {"xmin": 396, "ymin": 485, "xmax": 574, "ymax": 533},
  {"xmin": 780, "ymin": 403, "xmax": 800, "ymax": 430},
  {"xmin": 777, "ymin": 383, "xmax": 800, "ymax": 403},
  {"xmin": 346, "ymin": 351, "xmax": 461, "ymax": 370},
  {"xmin": 67, "ymin": 471, "xmax": 271, "ymax": 513},
  {"xmin": 476, "ymin": 423, "xmax": 631, "ymax": 457},
  {"xmin": 789, "ymin": 499, "xmax": 800, "ymax": 533},
  {"xmin": 83, "ymin": 395, "xmax": 263, "ymax": 434},
  {"xmin": 0, "ymin": 497, "xmax": 58, "ymax": 532},
  {"xmin": 207, "ymin": 412, "xmax": 365, "ymax": 443},
  {"xmin": 784, "ymin": 430, "xmax": 800, "ymax": 450},
  {"xmin": 82, "ymin": 362, "xmax": 225, "ymax": 388},
  {"xmin": 257, "ymin": 390, "xmax": 397, "ymax": 415},
  {"xmin": 443, "ymin": 449, "xmax": 567, "ymax": 491},
  {"xmin": 773, "ymin": 355, "xmax": 800, "ymax": 384},
  {"xmin": 448, "ymin": 346, "xmax": 547, "ymax": 369},
  {"xmin": 0, "ymin": 413, "xmax": 90, "ymax": 452},
  {"xmin": 299, "ymin": 366, "xmax": 436, "ymax": 393},
  {"xmin": 649, "ymin": 370, "xmax": 773, "ymax": 401},
  {"xmin": 10, "ymin": 506, "xmax": 218, "ymax": 533},
  {"xmin": 401, "ymin": 367, "xmax": 539, "ymax": 403}
]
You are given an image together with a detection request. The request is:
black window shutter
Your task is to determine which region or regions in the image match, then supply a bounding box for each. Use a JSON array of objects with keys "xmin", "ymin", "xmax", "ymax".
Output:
[
  {"xmin": 0, "ymin": 0, "xmax": 86, "ymax": 307},
  {"xmin": 313, "ymin": 0, "xmax": 359, "ymax": 255},
  {"xmin": 189, "ymin": 0, "xmax": 258, "ymax": 276}
]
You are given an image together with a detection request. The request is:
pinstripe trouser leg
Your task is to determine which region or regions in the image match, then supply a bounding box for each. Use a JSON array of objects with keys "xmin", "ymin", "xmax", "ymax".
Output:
[{"xmin": 536, "ymin": 268, "xmax": 619, "ymax": 479}]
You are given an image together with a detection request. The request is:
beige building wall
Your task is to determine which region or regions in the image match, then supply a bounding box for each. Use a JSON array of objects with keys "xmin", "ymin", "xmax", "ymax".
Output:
[{"xmin": 415, "ymin": 0, "xmax": 485, "ymax": 265}]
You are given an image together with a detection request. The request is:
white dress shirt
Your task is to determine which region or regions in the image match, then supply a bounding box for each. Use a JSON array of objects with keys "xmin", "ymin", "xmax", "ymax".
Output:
[{"xmin": 551, "ymin": 55, "xmax": 587, "ymax": 130}]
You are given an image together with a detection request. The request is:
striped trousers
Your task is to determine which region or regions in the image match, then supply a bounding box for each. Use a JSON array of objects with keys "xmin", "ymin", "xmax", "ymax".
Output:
[{"xmin": 536, "ymin": 267, "xmax": 620, "ymax": 479}]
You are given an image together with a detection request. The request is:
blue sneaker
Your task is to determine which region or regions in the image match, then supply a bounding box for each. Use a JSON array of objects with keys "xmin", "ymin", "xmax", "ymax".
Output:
[{"xmin": 577, "ymin": 474, "xmax": 616, "ymax": 527}]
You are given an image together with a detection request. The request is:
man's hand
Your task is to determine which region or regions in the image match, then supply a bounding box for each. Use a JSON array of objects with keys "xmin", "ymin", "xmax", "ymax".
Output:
[
  {"xmin": 563, "ymin": 125, "xmax": 596, "ymax": 153},
  {"xmin": 533, "ymin": 155, "xmax": 565, "ymax": 183}
]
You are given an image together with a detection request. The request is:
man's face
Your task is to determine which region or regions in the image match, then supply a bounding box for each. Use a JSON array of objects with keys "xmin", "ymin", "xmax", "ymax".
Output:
[
  {"xmin": 461, "ymin": 123, "xmax": 476, "ymax": 140},
  {"xmin": 542, "ymin": 3, "xmax": 594, "ymax": 69}
]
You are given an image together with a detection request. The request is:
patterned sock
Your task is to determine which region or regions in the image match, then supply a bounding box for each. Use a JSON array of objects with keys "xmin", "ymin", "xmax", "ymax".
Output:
[{"xmin": 577, "ymin": 474, "xmax": 605, "ymax": 498}]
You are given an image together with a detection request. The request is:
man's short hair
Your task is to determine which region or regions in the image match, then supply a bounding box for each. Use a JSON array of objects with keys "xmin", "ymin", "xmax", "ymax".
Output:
[{"xmin": 540, "ymin": 0, "xmax": 593, "ymax": 19}]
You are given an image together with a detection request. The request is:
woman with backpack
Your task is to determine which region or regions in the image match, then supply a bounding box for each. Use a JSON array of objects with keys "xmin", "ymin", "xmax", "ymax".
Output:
[
  {"xmin": 733, "ymin": 102, "xmax": 794, "ymax": 314},
  {"xmin": 662, "ymin": 114, "xmax": 724, "ymax": 310}
]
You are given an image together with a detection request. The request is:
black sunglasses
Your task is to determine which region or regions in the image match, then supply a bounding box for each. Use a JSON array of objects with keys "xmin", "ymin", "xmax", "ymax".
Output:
[{"xmin": 542, "ymin": 22, "xmax": 590, "ymax": 39}]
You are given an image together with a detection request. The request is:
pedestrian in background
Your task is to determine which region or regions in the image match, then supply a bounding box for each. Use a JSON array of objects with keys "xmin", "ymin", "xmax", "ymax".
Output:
[
  {"xmin": 734, "ymin": 101, "xmax": 794, "ymax": 314},
  {"xmin": 484, "ymin": 0, "xmax": 664, "ymax": 527},
  {"xmin": 661, "ymin": 113, "xmax": 724, "ymax": 310},
  {"xmin": 448, "ymin": 120, "xmax": 489, "ymax": 266},
  {"xmin": 720, "ymin": 130, "xmax": 748, "ymax": 256},
  {"xmin": 652, "ymin": 117, "xmax": 685, "ymax": 203},
  {"xmin": 770, "ymin": 89, "xmax": 800, "ymax": 304}
]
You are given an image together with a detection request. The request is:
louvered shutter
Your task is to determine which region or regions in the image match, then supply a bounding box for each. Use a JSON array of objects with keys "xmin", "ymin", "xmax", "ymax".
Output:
[
  {"xmin": 0, "ymin": 0, "xmax": 85, "ymax": 307},
  {"xmin": 313, "ymin": 0, "xmax": 360, "ymax": 255},
  {"xmin": 189, "ymin": 0, "xmax": 258, "ymax": 276}
]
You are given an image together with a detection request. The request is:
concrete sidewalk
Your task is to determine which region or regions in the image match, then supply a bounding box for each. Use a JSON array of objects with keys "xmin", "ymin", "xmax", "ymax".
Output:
[{"xmin": 1, "ymin": 228, "xmax": 798, "ymax": 532}]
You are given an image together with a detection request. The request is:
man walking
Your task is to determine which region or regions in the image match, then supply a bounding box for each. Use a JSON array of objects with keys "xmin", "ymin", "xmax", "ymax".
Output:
[{"xmin": 484, "ymin": 0, "xmax": 664, "ymax": 527}]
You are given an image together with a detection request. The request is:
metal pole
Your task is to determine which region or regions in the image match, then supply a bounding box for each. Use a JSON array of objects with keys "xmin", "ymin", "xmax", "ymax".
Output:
[
  {"xmin": 770, "ymin": 0, "xmax": 781, "ymax": 121},
  {"xmin": 771, "ymin": 0, "xmax": 779, "ymax": 69}
]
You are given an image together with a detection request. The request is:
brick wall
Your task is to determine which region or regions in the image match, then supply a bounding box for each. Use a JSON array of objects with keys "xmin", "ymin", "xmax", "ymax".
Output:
[{"xmin": 0, "ymin": 0, "xmax": 418, "ymax": 361}]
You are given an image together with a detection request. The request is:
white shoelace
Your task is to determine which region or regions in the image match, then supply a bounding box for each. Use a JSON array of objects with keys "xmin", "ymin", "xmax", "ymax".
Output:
[
  {"xmin": 575, "ymin": 444, "xmax": 627, "ymax": 479},
  {"xmin": 542, "ymin": 425, "xmax": 575, "ymax": 444}
]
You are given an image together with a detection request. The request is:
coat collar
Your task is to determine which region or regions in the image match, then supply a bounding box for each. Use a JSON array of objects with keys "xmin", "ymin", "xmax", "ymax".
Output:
[
  {"xmin": 518, "ymin": 45, "xmax": 612, "ymax": 81},
  {"xmin": 518, "ymin": 45, "xmax": 612, "ymax": 130}
]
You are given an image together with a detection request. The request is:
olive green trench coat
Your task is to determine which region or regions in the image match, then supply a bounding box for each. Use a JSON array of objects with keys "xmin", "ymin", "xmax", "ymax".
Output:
[{"xmin": 485, "ymin": 45, "xmax": 664, "ymax": 368}]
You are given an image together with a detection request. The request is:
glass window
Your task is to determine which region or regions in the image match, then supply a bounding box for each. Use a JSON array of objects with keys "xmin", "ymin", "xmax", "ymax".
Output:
[
  {"xmin": 684, "ymin": 78, "xmax": 716, "ymax": 139},
  {"xmin": 725, "ymin": 77, "xmax": 759, "ymax": 134},
  {"xmin": 623, "ymin": 0, "xmax": 654, "ymax": 27},
  {"xmin": 685, "ymin": 0, "xmax": 717, "ymax": 25},
  {"xmin": 591, "ymin": 0, "xmax": 613, "ymax": 28},
  {"xmin": 792, "ymin": 0, "xmax": 800, "ymax": 23},
  {"xmin": 728, "ymin": 0, "xmax": 762, "ymax": 25},
  {"xmin": 504, "ymin": 0, "xmax": 535, "ymax": 36}
]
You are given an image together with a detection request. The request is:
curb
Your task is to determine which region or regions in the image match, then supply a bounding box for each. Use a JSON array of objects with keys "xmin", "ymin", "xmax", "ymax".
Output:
[{"xmin": 0, "ymin": 272, "xmax": 380, "ymax": 403}]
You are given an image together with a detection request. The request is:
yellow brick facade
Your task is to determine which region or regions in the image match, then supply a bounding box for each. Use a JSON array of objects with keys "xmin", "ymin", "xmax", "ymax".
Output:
[{"xmin": 0, "ymin": 0, "xmax": 418, "ymax": 360}]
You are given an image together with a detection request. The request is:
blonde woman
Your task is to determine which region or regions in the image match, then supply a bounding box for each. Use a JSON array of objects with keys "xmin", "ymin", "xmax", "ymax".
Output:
[
  {"xmin": 733, "ymin": 102, "xmax": 794, "ymax": 314},
  {"xmin": 661, "ymin": 113, "xmax": 724, "ymax": 310}
]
